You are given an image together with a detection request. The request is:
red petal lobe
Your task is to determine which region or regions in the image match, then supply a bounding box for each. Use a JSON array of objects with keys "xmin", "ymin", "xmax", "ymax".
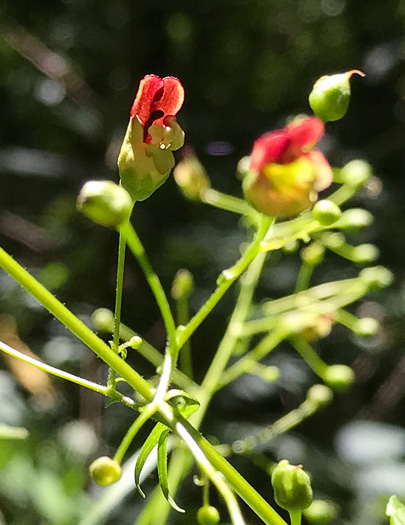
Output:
[
  {"xmin": 287, "ymin": 116, "xmax": 324, "ymax": 150},
  {"xmin": 130, "ymin": 75, "xmax": 163, "ymax": 123},
  {"xmin": 250, "ymin": 131, "xmax": 290, "ymax": 172}
]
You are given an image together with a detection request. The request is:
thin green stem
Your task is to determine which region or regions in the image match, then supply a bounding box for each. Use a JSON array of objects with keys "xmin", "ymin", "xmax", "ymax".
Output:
[
  {"xmin": 176, "ymin": 215, "xmax": 274, "ymax": 349},
  {"xmin": 0, "ymin": 339, "xmax": 134, "ymax": 407},
  {"xmin": 289, "ymin": 336, "xmax": 328, "ymax": 378},
  {"xmin": 295, "ymin": 261, "xmax": 314, "ymax": 293},
  {"xmin": 176, "ymin": 296, "xmax": 193, "ymax": 379},
  {"xmin": 289, "ymin": 511, "xmax": 302, "ymax": 525},
  {"xmin": 201, "ymin": 188, "xmax": 260, "ymax": 221},
  {"xmin": 108, "ymin": 227, "xmax": 128, "ymax": 389},
  {"xmin": 114, "ymin": 405, "xmax": 157, "ymax": 464}
]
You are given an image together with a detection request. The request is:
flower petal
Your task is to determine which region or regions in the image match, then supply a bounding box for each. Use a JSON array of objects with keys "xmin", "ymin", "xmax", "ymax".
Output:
[
  {"xmin": 130, "ymin": 74, "xmax": 163, "ymax": 124},
  {"xmin": 287, "ymin": 116, "xmax": 324, "ymax": 150},
  {"xmin": 250, "ymin": 131, "xmax": 290, "ymax": 172},
  {"xmin": 152, "ymin": 77, "xmax": 185, "ymax": 126},
  {"xmin": 306, "ymin": 150, "xmax": 334, "ymax": 191}
]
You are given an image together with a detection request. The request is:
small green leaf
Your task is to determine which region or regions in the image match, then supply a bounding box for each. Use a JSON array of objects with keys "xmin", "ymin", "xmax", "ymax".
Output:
[
  {"xmin": 157, "ymin": 429, "xmax": 185, "ymax": 513},
  {"xmin": 387, "ymin": 496, "xmax": 405, "ymax": 525},
  {"xmin": 134, "ymin": 422, "xmax": 167, "ymax": 498},
  {"xmin": 165, "ymin": 389, "xmax": 200, "ymax": 418}
]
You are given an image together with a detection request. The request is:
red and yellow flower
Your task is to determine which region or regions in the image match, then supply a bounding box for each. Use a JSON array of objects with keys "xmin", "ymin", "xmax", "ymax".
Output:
[
  {"xmin": 243, "ymin": 116, "xmax": 333, "ymax": 217},
  {"xmin": 118, "ymin": 75, "xmax": 185, "ymax": 201}
]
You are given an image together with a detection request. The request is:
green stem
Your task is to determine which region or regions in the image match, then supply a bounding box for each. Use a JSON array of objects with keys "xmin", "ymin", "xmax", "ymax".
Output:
[
  {"xmin": 289, "ymin": 511, "xmax": 302, "ymax": 525},
  {"xmin": 114, "ymin": 405, "xmax": 157, "ymax": 464},
  {"xmin": 0, "ymin": 339, "xmax": 134, "ymax": 407},
  {"xmin": 201, "ymin": 188, "xmax": 259, "ymax": 220},
  {"xmin": 176, "ymin": 296, "xmax": 193, "ymax": 379},
  {"xmin": 295, "ymin": 261, "xmax": 314, "ymax": 293},
  {"xmin": 176, "ymin": 215, "xmax": 274, "ymax": 349},
  {"xmin": 108, "ymin": 227, "xmax": 128, "ymax": 389},
  {"xmin": 289, "ymin": 336, "xmax": 328, "ymax": 378}
]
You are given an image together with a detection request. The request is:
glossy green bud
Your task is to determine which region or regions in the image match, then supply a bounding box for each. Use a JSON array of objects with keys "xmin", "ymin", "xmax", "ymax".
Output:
[
  {"xmin": 77, "ymin": 181, "xmax": 132, "ymax": 228},
  {"xmin": 304, "ymin": 500, "xmax": 339, "ymax": 525},
  {"xmin": 129, "ymin": 336, "xmax": 143, "ymax": 349},
  {"xmin": 340, "ymin": 160, "xmax": 372, "ymax": 187},
  {"xmin": 197, "ymin": 505, "xmax": 220, "ymax": 525},
  {"xmin": 360, "ymin": 266, "xmax": 394, "ymax": 290},
  {"xmin": 307, "ymin": 384, "xmax": 333, "ymax": 409},
  {"xmin": 354, "ymin": 317, "xmax": 380, "ymax": 337},
  {"xmin": 173, "ymin": 154, "xmax": 210, "ymax": 201},
  {"xmin": 352, "ymin": 244, "xmax": 379, "ymax": 264},
  {"xmin": 301, "ymin": 243, "xmax": 325, "ymax": 266},
  {"xmin": 92, "ymin": 308, "xmax": 114, "ymax": 333},
  {"xmin": 324, "ymin": 365, "xmax": 355, "ymax": 392},
  {"xmin": 89, "ymin": 456, "xmax": 122, "ymax": 486},
  {"xmin": 309, "ymin": 70, "xmax": 364, "ymax": 122},
  {"xmin": 312, "ymin": 200, "xmax": 342, "ymax": 226},
  {"xmin": 271, "ymin": 460, "xmax": 313, "ymax": 512},
  {"xmin": 171, "ymin": 269, "xmax": 194, "ymax": 300}
]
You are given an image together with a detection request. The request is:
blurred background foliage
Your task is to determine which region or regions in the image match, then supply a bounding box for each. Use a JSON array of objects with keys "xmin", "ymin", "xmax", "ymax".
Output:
[{"xmin": 1, "ymin": 1, "xmax": 405, "ymax": 524}]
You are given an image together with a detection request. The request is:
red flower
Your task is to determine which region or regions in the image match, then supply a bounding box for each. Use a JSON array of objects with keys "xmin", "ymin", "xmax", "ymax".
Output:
[
  {"xmin": 244, "ymin": 116, "xmax": 333, "ymax": 217},
  {"xmin": 130, "ymin": 75, "xmax": 184, "ymax": 144},
  {"xmin": 118, "ymin": 75, "xmax": 185, "ymax": 202}
]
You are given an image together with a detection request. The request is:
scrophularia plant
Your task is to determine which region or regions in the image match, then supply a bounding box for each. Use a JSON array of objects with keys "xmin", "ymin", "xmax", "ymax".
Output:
[{"xmin": 0, "ymin": 71, "xmax": 396, "ymax": 525}]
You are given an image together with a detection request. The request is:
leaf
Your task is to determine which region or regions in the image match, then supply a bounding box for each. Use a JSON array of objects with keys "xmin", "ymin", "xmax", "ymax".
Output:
[
  {"xmin": 387, "ymin": 496, "xmax": 405, "ymax": 525},
  {"xmin": 134, "ymin": 422, "xmax": 167, "ymax": 498},
  {"xmin": 165, "ymin": 389, "xmax": 200, "ymax": 418},
  {"xmin": 157, "ymin": 429, "xmax": 185, "ymax": 513}
]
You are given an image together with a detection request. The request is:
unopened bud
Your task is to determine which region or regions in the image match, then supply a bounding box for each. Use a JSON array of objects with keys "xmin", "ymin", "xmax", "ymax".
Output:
[
  {"xmin": 334, "ymin": 208, "xmax": 373, "ymax": 231},
  {"xmin": 309, "ymin": 70, "xmax": 364, "ymax": 122},
  {"xmin": 129, "ymin": 336, "xmax": 143, "ymax": 349},
  {"xmin": 77, "ymin": 181, "xmax": 132, "ymax": 228},
  {"xmin": 173, "ymin": 155, "xmax": 210, "ymax": 201},
  {"xmin": 351, "ymin": 244, "xmax": 379, "ymax": 264},
  {"xmin": 301, "ymin": 243, "xmax": 325, "ymax": 266},
  {"xmin": 324, "ymin": 365, "xmax": 355, "ymax": 392},
  {"xmin": 340, "ymin": 160, "xmax": 372, "ymax": 187},
  {"xmin": 197, "ymin": 505, "xmax": 220, "ymax": 525},
  {"xmin": 304, "ymin": 500, "xmax": 339, "ymax": 525},
  {"xmin": 271, "ymin": 460, "xmax": 313, "ymax": 512},
  {"xmin": 171, "ymin": 269, "xmax": 194, "ymax": 300},
  {"xmin": 353, "ymin": 317, "xmax": 380, "ymax": 337},
  {"xmin": 312, "ymin": 200, "xmax": 342, "ymax": 226},
  {"xmin": 89, "ymin": 456, "xmax": 122, "ymax": 486},
  {"xmin": 360, "ymin": 266, "xmax": 394, "ymax": 290},
  {"xmin": 92, "ymin": 308, "xmax": 114, "ymax": 333},
  {"xmin": 307, "ymin": 384, "xmax": 333, "ymax": 408}
]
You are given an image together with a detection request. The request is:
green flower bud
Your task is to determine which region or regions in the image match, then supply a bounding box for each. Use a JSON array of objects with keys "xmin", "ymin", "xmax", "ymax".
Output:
[
  {"xmin": 312, "ymin": 200, "xmax": 342, "ymax": 226},
  {"xmin": 334, "ymin": 208, "xmax": 373, "ymax": 231},
  {"xmin": 129, "ymin": 336, "xmax": 143, "ymax": 349},
  {"xmin": 324, "ymin": 365, "xmax": 355, "ymax": 392},
  {"xmin": 307, "ymin": 384, "xmax": 333, "ymax": 409},
  {"xmin": 237, "ymin": 156, "xmax": 251, "ymax": 180},
  {"xmin": 360, "ymin": 266, "xmax": 394, "ymax": 290},
  {"xmin": 340, "ymin": 160, "xmax": 372, "ymax": 187},
  {"xmin": 173, "ymin": 154, "xmax": 210, "ymax": 201},
  {"xmin": 92, "ymin": 308, "xmax": 114, "ymax": 333},
  {"xmin": 301, "ymin": 243, "xmax": 325, "ymax": 266},
  {"xmin": 89, "ymin": 456, "xmax": 122, "ymax": 486},
  {"xmin": 197, "ymin": 505, "xmax": 220, "ymax": 525},
  {"xmin": 171, "ymin": 269, "xmax": 194, "ymax": 300},
  {"xmin": 271, "ymin": 460, "xmax": 313, "ymax": 512},
  {"xmin": 353, "ymin": 317, "xmax": 380, "ymax": 337},
  {"xmin": 77, "ymin": 181, "xmax": 133, "ymax": 228},
  {"xmin": 303, "ymin": 500, "xmax": 339, "ymax": 525},
  {"xmin": 309, "ymin": 70, "xmax": 364, "ymax": 122},
  {"xmin": 351, "ymin": 244, "xmax": 379, "ymax": 264}
]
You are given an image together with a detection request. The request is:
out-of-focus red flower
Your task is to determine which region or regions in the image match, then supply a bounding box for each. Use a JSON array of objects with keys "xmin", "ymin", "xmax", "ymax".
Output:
[
  {"xmin": 118, "ymin": 75, "xmax": 185, "ymax": 201},
  {"xmin": 243, "ymin": 116, "xmax": 333, "ymax": 217}
]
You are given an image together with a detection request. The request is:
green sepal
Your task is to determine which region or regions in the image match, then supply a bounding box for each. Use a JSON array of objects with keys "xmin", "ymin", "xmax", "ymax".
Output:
[
  {"xmin": 165, "ymin": 389, "xmax": 200, "ymax": 418},
  {"xmin": 157, "ymin": 429, "xmax": 185, "ymax": 513},
  {"xmin": 134, "ymin": 422, "xmax": 167, "ymax": 498},
  {"xmin": 387, "ymin": 496, "xmax": 405, "ymax": 525}
]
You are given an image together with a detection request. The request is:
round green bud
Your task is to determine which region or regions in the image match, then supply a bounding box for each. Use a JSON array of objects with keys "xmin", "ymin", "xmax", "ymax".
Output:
[
  {"xmin": 89, "ymin": 456, "xmax": 122, "ymax": 486},
  {"xmin": 352, "ymin": 244, "xmax": 379, "ymax": 264},
  {"xmin": 335, "ymin": 208, "xmax": 373, "ymax": 231},
  {"xmin": 303, "ymin": 500, "xmax": 339, "ymax": 525},
  {"xmin": 197, "ymin": 505, "xmax": 220, "ymax": 525},
  {"xmin": 307, "ymin": 384, "xmax": 333, "ymax": 409},
  {"xmin": 129, "ymin": 336, "xmax": 143, "ymax": 349},
  {"xmin": 360, "ymin": 266, "xmax": 394, "ymax": 290},
  {"xmin": 237, "ymin": 156, "xmax": 251, "ymax": 180},
  {"xmin": 271, "ymin": 460, "xmax": 313, "ymax": 512},
  {"xmin": 309, "ymin": 70, "xmax": 364, "ymax": 122},
  {"xmin": 173, "ymin": 155, "xmax": 210, "ymax": 201},
  {"xmin": 324, "ymin": 365, "xmax": 355, "ymax": 392},
  {"xmin": 92, "ymin": 308, "xmax": 114, "ymax": 333},
  {"xmin": 340, "ymin": 160, "xmax": 372, "ymax": 187},
  {"xmin": 313, "ymin": 200, "xmax": 342, "ymax": 226},
  {"xmin": 77, "ymin": 181, "xmax": 133, "ymax": 228},
  {"xmin": 353, "ymin": 317, "xmax": 380, "ymax": 337},
  {"xmin": 171, "ymin": 269, "xmax": 194, "ymax": 300},
  {"xmin": 301, "ymin": 243, "xmax": 325, "ymax": 266}
]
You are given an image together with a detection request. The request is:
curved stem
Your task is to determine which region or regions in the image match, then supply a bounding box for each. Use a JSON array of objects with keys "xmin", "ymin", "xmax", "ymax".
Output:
[{"xmin": 114, "ymin": 405, "xmax": 157, "ymax": 464}]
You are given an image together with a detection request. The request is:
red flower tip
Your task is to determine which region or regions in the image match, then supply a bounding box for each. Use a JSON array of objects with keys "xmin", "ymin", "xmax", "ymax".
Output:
[
  {"xmin": 250, "ymin": 116, "xmax": 325, "ymax": 173},
  {"xmin": 130, "ymin": 75, "xmax": 184, "ymax": 143}
]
